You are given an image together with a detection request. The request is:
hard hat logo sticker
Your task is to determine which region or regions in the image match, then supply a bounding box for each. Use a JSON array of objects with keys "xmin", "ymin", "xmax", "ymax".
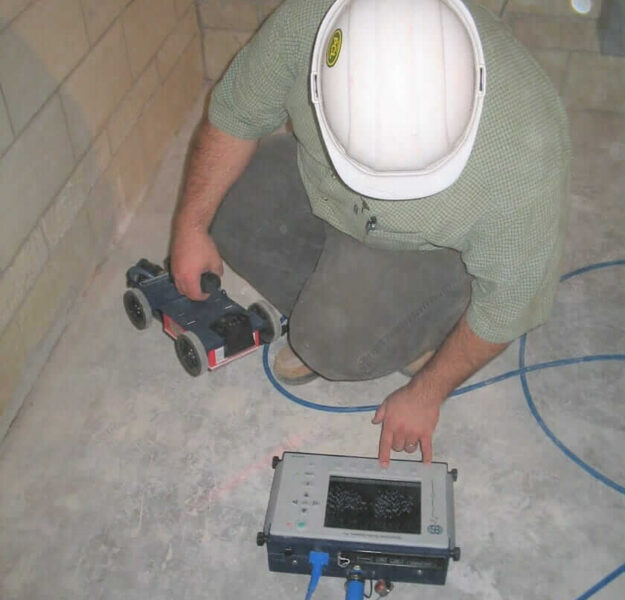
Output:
[{"xmin": 326, "ymin": 29, "xmax": 342, "ymax": 68}]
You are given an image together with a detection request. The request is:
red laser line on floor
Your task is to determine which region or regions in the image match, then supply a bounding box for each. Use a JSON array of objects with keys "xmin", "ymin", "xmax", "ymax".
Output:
[{"xmin": 185, "ymin": 430, "xmax": 315, "ymax": 514}]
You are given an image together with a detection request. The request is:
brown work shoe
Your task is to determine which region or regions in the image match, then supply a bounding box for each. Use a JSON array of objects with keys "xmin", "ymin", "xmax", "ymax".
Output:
[
  {"xmin": 400, "ymin": 350, "xmax": 435, "ymax": 377},
  {"xmin": 273, "ymin": 343, "xmax": 318, "ymax": 385}
]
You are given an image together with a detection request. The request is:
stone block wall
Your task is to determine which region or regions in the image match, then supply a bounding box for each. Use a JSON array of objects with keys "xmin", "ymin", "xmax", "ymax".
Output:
[
  {"xmin": 504, "ymin": 1, "xmax": 621, "ymax": 109},
  {"xmin": 196, "ymin": 0, "xmax": 282, "ymax": 79},
  {"xmin": 0, "ymin": 0, "xmax": 205, "ymax": 442},
  {"xmin": 501, "ymin": 0, "xmax": 625, "ymax": 201}
]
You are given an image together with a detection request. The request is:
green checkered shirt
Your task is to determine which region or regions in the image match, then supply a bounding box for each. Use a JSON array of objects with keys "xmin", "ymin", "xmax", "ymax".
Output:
[{"xmin": 209, "ymin": 0, "xmax": 571, "ymax": 343}]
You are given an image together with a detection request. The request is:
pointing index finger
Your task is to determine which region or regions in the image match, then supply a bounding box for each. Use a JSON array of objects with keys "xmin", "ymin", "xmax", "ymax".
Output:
[
  {"xmin": 378, "ymin": 427, "xmax": 393, "ymax": 468},
  {"xmin": 421, "ymin": 436, "xmax": 433, "ymax": 464}
]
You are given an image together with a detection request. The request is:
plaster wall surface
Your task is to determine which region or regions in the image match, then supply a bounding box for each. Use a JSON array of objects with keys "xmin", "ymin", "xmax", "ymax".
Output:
[{"xmin": 0, "ymin": 0, "xmax": 205, "ymax": 441}]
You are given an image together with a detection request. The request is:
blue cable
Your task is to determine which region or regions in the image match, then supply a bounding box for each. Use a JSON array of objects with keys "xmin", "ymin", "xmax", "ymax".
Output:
[
  {"xmin": 559, "ymin": 259, "xmax": 625, "ymax": 282},
  {"xmin": 576, "ymin": 563, "xmax": 625, "ymax": 600},
  {"xmin": 306, "ymin": 551, "xmax": 329, "ymax": 600},
  {"xmin": 518, "ymin": 337, "xmax": 625, "ymax": 495},
  {"xmin": 263, "ymin": 348, "xmax": 378, "ymax": 413},
  {"xmin": 263, "ymin": 347, "xmax": 625, "ymax": 413},
  {"xmin": 262, "ymin": 259, "xmax": 625, "ymax": 599}
]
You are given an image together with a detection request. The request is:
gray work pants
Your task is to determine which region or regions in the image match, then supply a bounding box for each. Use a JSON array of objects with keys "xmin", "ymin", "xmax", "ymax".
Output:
[{"xmin": 211, "ymin": 135, "xmax": 471, "ymax": 380}]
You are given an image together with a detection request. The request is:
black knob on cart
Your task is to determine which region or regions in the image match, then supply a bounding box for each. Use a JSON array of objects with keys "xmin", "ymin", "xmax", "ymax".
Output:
[
  {"xmin": 257, "ymin": 532, "xmax": 267, "ymax": 547},
  {"xmin": 200, "ymin": 272, "xmax": 221, "ymax": 294},
  {"xmin": 272, "ymin": 456, "xmax": 281, "ymax": 469}
]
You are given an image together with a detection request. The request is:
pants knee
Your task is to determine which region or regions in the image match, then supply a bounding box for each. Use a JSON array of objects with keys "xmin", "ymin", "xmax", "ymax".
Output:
[
  {"xmin": 288, "ymin": 307, "xmax": 392, "ymax": 381},
  {"xmin": 288, "ymin": 278, "xmax": 470, "ymax": 382}
]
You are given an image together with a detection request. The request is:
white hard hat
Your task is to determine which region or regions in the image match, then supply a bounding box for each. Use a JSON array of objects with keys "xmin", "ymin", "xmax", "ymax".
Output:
[{"xmin": 311, "ymin": 0, "xmax": 486, "ymax": 200}]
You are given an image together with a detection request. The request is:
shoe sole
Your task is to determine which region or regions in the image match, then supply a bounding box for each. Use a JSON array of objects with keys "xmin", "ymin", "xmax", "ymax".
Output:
[{"xmin": 273, "ymin": 371, "xmax": 319, "ymax": 386}]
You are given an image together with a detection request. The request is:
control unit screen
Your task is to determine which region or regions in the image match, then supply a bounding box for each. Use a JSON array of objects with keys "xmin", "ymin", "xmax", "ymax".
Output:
[{"xmin": 324, "ymin": 476, "xmax": 421, "ymax": 534}]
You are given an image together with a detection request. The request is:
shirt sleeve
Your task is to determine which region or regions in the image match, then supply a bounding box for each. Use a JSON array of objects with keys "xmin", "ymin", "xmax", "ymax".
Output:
[
  {"xmin": 208, "ymin": 3, "xmax": 299, "ymax": 139},
  {"xmin": 464, "ymin": 166, "xmax": 571, "ymax": 344}
]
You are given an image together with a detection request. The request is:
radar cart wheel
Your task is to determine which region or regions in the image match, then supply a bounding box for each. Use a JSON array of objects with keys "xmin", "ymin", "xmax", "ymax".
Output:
[
  {"xmin": 249, "ymin": 300, "xmax": 283, "ymax": 343},
  {"xmin": 123, "ymin": 288, "xmax": 153, "ymax": 330},
  {"xmin": 175, "ymin": 331, "xmax": 208, "ymax": 377}
]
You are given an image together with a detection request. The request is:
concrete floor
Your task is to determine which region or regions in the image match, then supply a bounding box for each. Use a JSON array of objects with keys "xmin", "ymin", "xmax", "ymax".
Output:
[{"xmin": 0, "ymin": 98, "xmax": 623, "ymax": 600}]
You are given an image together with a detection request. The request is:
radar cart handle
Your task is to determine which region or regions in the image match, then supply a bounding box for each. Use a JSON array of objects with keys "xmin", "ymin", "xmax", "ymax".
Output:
[{"xmin": 200, "ymin": 272, "xmax": 221, "ymax": 295}]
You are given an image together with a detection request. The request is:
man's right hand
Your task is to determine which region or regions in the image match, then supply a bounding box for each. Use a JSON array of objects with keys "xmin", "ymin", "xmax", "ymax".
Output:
[
  {"xmin": 169, "ymin": 228, "xmax": 224, "ymax": 301},
  {"xmin": 167, "ymin": 120, "xmax": 258, "ymax": 300}
]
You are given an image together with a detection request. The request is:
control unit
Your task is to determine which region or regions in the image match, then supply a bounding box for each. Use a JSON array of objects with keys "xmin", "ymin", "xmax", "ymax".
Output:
[{"xmin": 257, "ymin": 452, "xmax": 460, "ymax": 586}]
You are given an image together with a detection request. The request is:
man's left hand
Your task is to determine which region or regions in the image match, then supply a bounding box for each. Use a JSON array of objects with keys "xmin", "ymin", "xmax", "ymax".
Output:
[
  {"xmin": 372, "ymin": 377, "xmax": 444, "ymax": 467},
  {"xmin": 371, "ymin": 316, "xmax": 509, "ymax": 468}
]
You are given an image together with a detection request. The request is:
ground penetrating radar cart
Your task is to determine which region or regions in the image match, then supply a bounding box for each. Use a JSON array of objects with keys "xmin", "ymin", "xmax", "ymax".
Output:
[{"xmin": 123, "ymin": 259, "xmax": 284, "ymax": 376}]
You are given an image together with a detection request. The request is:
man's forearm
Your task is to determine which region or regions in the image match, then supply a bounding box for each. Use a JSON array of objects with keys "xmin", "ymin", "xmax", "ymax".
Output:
[
  {"xmin": 170, "ymin": 120, "xmax": 258, "ymax": 298},
  {"xmin": 173, "ymin": 120, "xmax": 258, "ymax": 235},
  {"xmin": 410, "ymin": 314, "xmax": 509, "ymax": 401}
]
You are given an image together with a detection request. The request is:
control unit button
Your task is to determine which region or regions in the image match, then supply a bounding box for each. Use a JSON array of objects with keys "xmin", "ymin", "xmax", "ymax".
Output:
[
  {"xmin": 427, "ymin": 524, "xmax": 443, "ymax": 535},
  {"xmin": 297, "ymin": 521, "xmax": 307, "ymax": 531}
]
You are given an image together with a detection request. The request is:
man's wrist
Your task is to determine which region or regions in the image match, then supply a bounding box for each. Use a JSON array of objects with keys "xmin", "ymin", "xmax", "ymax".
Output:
[
  {"xmin": 404, "ymin": 315, "xmax": 510, "ymax": 406},
  {"xmin": 173, "ymin": 207, "xmax": 212, "ymax": 237},
  {"xmin": 406, "ymin": 368, "xmax": 448, "ymax": 406}
]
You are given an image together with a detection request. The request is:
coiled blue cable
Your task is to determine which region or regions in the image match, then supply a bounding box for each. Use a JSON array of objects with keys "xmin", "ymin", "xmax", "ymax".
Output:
[{"xmin": 262, "ymin": 259, "xmax": 625, "ymax": 599}]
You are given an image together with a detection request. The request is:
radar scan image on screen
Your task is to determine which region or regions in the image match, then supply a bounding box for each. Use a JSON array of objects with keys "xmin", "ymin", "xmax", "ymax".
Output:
[{"xmin": 324, "ymin": 476, "xmax": 421, "ymax": 534}]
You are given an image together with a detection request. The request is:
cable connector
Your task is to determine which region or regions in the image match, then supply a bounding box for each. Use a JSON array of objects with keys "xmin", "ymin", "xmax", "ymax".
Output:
[
  {"xmin": 305, "ymin": 551, "xmax": 330, "ymax": 600},
  {"xmin": 346, "ymin": 568, "xmax": 366, "ymax": 600}
]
